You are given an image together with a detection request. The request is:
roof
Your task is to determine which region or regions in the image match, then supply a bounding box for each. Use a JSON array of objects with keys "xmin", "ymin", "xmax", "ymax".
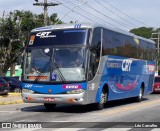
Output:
[{"xmin": 31, "ymin": 23, "xmax": 155, "ymax": 44}]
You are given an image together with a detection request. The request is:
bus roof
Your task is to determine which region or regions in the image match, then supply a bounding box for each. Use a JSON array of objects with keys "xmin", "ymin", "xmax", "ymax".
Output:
[{"xmin": 31, "ymin": 23, "xmax": 155, "ymax": 44}]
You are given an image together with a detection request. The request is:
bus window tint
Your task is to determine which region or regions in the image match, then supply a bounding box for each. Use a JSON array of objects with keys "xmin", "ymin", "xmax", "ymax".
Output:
[
  {"xmin": 103, "ymin": 29, "xmax": 123, "ymax": 56},
  {"xmin": 102, "ymin": 28, "xmax": 155, "ymax": 60},
  {"xmin": 24, "ymin": 49, "xmax": 51, "ymax": 76}
]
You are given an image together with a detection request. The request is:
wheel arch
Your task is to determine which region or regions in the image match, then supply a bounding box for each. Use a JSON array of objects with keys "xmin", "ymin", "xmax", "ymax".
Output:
[
  {"xmin": 141, "ymin": 82, "xmax": 145, "ymax": 95},
  {"xmin": 96, "ymin": 82, "xmax": 109, "ymax": 102}
]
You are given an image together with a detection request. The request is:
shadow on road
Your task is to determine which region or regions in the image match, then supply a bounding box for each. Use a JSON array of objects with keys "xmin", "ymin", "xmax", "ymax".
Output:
[{"xmin": 21, "ymin": 97, "xmax": 149, "ymax": 113}]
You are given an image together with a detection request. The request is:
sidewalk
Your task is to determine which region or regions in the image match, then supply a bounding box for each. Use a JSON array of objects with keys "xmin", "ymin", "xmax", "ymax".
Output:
[{"xmin": 0, "ymin": 93, "xmax": 23, "ymax": 105}]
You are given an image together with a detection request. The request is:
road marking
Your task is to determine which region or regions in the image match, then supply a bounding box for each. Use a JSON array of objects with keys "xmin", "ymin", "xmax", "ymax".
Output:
[
  {"xmin": 0, "ymin": 111, "xmax": 20, "ymax": 112},
  {"xmin": 53, "ymin": 128, "xmax": 85, "ymax": 131},
  {"xmin": 151, "ymin": 129, "xmax": 160, "ymax": 131},
  {"xmin": 74, "ymin": 99, "xmax": 160, "ymax": 122},
  {"xmin": 93, "ymin": 128, "xmax": 160, "ymax": 131},
  {"xmin": 52, "ymin": 128, "xmax": 160, "ymax": 131},
  {"xmin": 102, "ymin": 128, "xmax": 132, "ymax": 131},
  {"xmin": 50, "ymin": 121, "xmax": 69, "ymax": 122},
  {"xmin": 100, "ymin": 99, "xmax": 160, "ymax": 116}
]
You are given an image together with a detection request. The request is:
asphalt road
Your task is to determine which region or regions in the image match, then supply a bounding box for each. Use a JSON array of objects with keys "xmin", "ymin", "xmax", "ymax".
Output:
[{"xmin": 0, "ymin": 93, "xmax": 160, "ymax": 130}]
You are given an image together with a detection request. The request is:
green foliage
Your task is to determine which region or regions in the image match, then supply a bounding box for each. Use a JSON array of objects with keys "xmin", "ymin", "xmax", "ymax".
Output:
[
  {"xmin": 130, "ymin": 27, "xmax": 154, "ymax": 39},
  {"xmin": 0, "ymin": 10, "xmax": 63, "ymax": 75},
  {"xmin": 49, "ymin": 13, "xmax": 63, "ymax": 25}
]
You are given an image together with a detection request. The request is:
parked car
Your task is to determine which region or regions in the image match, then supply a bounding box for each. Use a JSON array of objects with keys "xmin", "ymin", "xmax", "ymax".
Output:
[
  {"xmin": 0, "ymin": 77, "xmax": 10, "ymax": 95},
  {"xmin": 2, "ymin": 77, "xmax": 22, "ymax": 93},
  {"xmin": 153, "ymin": 76, "xmax": 160, "ymax": 93}
]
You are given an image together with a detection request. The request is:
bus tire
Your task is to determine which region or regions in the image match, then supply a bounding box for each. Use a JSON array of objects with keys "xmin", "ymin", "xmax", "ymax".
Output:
[
  {"xmin": 44, "ymin": 103, "xmax": 56, "ymax": 111},
  {"xmin": 14, "ymin": 87, "xmax": 21, "ymax": 93},
  {"xmin": 96, "ymin": 90, "xmax": 107, "ymax": 110},
  {"xmin": 135, "ymin": 86, "xmax": 143, "ymax": 102}
]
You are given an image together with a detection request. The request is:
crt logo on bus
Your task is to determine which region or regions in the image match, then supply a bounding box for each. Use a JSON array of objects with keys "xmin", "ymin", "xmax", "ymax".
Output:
[
  {"xmin": 36, "ymin": 32, "xmax": 56, "ymax": 38},
  {"xmin": 122, "ymin": 59, "xmax": 132, "ymax": 72}
]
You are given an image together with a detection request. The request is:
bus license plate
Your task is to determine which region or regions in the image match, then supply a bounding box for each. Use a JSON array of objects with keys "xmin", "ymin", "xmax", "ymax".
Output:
[{"xmin": 44, "ymin": 97, "xmax": 55, "ymax": 102}]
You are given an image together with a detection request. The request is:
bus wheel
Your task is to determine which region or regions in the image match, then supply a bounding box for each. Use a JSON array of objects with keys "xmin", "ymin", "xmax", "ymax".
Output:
[
  {"xmin": 96, "ymin": 90, "xmax": 107, "ymax": 110},
  {"xmin": 135, "ymin": 87, "xmax": 143, "ymax": 102},
  {"xmin": 44, "ymin": 103, "xmax": 56, "ymax": 111},
  {"xmin": 14, "ymin": 87, "xmax": 21, "ymax": 93}
]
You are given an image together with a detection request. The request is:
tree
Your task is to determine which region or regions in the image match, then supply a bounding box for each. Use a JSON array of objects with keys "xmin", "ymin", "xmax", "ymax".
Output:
[
  {"xmin": 0, "ymin": 10, "xmax": 64, "ymax": 76},
  {"xmin": 130, "ymin": 27, "xmax": 154, "ymax": 39},
  {"xmin": 49, "ymin": 13, "xmax": 63, "ymax": 25},
  {"xmin": 0, "ymin": 12, "xmax": 22, "ymax": 76}
]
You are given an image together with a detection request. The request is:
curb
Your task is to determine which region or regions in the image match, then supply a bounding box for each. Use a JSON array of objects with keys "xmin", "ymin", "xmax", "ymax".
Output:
[
  {"xmin": 0, "ymin": 93, "xmax": 23, "ymax": 105},
  {"xmin": 0, "ymin": 93, "xmax": 21, "ymax": 98},
  {"xmin": 0, "ymin": 99, "xmax": 23, "ymax": 105}
]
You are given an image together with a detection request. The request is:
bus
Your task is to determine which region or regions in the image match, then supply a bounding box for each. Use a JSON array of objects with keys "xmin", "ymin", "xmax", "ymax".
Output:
[{"xmin": 22, "ymin": 23, "xmax": 156, "ymax": 110}]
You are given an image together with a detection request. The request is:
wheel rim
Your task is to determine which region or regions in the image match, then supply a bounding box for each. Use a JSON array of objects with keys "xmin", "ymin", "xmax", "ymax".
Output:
[
  {"xmin": 100, "ymin": 92, "xmax": 106, "ymax": 104},
  {"xmin": 139, "ymin": 88, "xmax": 142, "ymax": 99},
  {"xmin": 14, "ymin": 88, "xmax": 21, "ymax": 93}
]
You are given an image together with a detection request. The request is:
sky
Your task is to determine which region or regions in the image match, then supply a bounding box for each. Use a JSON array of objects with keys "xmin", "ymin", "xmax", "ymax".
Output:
[{"xmin": 0, "ymin": 0, "xmax": 160, "ymax": 31}]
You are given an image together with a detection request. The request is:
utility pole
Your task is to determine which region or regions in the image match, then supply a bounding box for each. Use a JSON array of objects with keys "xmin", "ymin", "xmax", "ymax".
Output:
[
  {"xmin": 33, "ymin": 0, "xmax": 61, "ymax": 26},
  {"xmin": 151, "ymin": 32, "xmax": 160, "ymax": 75},
  {"xmin": 151, "ymin": 32, "xmax": 160, "ymax": 56}
]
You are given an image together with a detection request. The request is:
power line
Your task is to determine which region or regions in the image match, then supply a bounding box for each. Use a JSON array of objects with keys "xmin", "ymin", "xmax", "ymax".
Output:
[
  {"xmin": 61, "ymin": 4, "xmax": 98, "ymax": 24},
  {"xmin": 67, "ymin": 0, "xmax": 120, "ymax": 28},
  {"xmin": 73, "ymin": 0, "xmax": 132, "ymax": 29},
  {"xmin": 51, "ymin": 8, "xmax": 78, "ymax": 23},
  {"xmin": 55, "ymin": 1, "xmax": 87, "ymax": 25},
  {"xmin": 95, "ymin": 0, "xmax": 137, "ymax": 28},
  {"xmin": 85, "ymin": 3, "xmax": 131, "ymax": 30},
  {"xmin": 59, "ymin": 0, "xmax": 129, "ymax": 30},
  {"xmin": 48, "ymin": 0, "xmax": 138, "ymax": 30},
  {"xmin": 103, "ymin": 0, "xmax": 150, "ymax": 27}
]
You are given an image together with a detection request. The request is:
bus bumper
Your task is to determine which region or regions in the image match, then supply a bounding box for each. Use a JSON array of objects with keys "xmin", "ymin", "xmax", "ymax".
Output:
[{"xmin": 22, "ymin": 92, "xmax": 86, "ymax": 105}]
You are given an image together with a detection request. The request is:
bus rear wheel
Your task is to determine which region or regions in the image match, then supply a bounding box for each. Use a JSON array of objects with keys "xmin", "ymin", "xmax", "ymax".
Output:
[
  {"xmin": 44, "ymin": 103, "xmax": 56, "ymax": 111},
  {"xmin": 96, "ymin": 90, "xmax": 107, "ymax": 110},
  {"xmin": 135, "ymin": 87, "xmax": 143, "ymax": 102}
]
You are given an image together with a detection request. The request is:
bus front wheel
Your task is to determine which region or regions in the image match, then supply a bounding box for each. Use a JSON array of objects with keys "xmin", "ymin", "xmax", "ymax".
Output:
[
  {"xmin": 44, "ymin": 103, "xmax": 56, "ymax": 111},
  {"xmin": 96, "ymin": 90, "xmax": 107, "ymax": 110}
]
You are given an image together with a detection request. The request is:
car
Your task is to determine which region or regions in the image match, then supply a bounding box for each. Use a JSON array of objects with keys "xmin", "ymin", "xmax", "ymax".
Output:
[
  {"xmin": 2, "ymin": 77, "xmax": 22, "ymax": 93},
  {"xmin": 0, "ymin": 77, "xmax": 10, "ymax": 95},
  {"xmin": 153, "ymin": 76, "xmax": 160, "ymax": 93}
]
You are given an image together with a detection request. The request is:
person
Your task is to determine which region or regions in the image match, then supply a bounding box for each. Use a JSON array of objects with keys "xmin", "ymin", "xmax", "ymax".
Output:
[
  {"xmin": 56, "ymin": 58, "xmax": 64, "ymax": 67},
  {"xmin": 73, "ymin": 58, "xmax": 84, "ymax": 67},
  {"xmin": 31, "ymin": 67, "xmax": 39, "ymax": 74}
]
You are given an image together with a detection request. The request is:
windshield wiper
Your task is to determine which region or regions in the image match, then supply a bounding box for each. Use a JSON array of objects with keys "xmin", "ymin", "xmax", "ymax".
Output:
[
  {"xmin": 34, "ymin": 60, "xmax": 67, "ymax": 83},
  {"xmin": 52, "ymin": 61, "xmax": 67, "ymax": 83},
  {"xmin": 35, "ymin": 61, "xmax": 51, "ymax": 82}
]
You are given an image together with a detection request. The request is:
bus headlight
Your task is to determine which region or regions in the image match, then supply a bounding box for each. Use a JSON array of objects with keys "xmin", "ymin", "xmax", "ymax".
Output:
[
  {"xmin": 67, "ymin": 89, "xmax": 85, "ymax": 94},
  {"xmin": 22, "ymin": 89, "xmax": 35, "ymax": 94}
]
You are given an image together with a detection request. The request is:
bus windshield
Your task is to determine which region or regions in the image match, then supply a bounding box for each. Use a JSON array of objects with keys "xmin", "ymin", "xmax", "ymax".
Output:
[{"xmin": 23, "ymin": 47, "xmax": 87, "ymax": 82}]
